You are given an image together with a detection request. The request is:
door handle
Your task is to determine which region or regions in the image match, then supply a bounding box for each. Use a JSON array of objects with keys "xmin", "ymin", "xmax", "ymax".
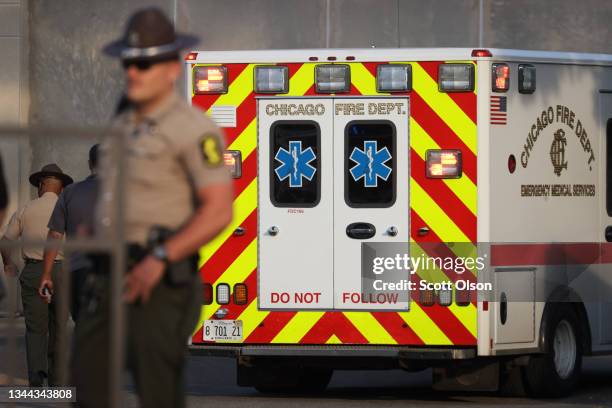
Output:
[
  {"xmin": 346, "ymin": 222, "xmax": 376, "ymax": 239},
  {"xmin": 268, "ymin": 226, "xmax": 279, "ymax": 236},
  {"xmin": 605, "ymin": 226, "xmax": 612, "ymax": 242}
]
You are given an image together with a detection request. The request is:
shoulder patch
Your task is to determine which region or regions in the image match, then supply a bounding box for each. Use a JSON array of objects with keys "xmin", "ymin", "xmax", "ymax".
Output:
[{"xmin": 201, "ymin": 134, "xmax": 223, "ymax": 167}]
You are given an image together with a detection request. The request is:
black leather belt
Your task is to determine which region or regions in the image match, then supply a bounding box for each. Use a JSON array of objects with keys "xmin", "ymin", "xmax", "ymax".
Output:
[{"xmin": 24, "ymin": 258, "xmax": 62, "ymax": 265}]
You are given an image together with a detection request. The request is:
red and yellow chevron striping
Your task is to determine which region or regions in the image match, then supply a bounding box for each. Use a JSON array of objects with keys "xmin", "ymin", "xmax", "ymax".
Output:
[{"xmin": 191, "ymin": 60, "xmax": 477, "ymax": 346}]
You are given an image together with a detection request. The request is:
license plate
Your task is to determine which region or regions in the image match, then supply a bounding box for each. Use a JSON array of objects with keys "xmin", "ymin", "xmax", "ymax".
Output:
[{"xmin": 203, "ymin": 320, "xmax": 243, "ymax": 342}]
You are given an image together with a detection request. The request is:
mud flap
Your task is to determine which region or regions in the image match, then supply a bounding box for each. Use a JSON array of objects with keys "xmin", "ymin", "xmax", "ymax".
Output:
[{"xmin": 432, "ymin": 361, "xmax": 499, "ymax": 392}]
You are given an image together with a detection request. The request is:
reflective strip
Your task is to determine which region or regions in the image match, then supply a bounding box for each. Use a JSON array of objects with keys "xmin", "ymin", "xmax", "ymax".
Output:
[
  {"xmin": 272, "ymin": 312, "xmax": 325, "ymax": 343},
  {"xmin": 397, "ymin": 302, "xmax": 452, "ymax": 345},
  {"xmin": 343, "ymin": 312, "xmax": 397, "ymax": 344},
  {"xmin": 286, "ymin": 63, "xmax": 315, "ymax": 96},
  {"xmin": 410, "ymin": 118, "xmax": 477, "ymax": 215},
  {"xmin": 237, "ymin": 300, "xmax": 269, "ymax": 339},
  {"xmin": 325, "ymin": 334, "xmax": 342, "ymax": 344},
  {"xmin": 212, "ymin": 64, "xmax": 256, "ymax": 107},
  {"xmin": 349, "ymin": 63, "xmax": 378, "ymax": 95},
  {"xmin": 198, "ymin": 179, "xmax": 257, "ymax": 266},
  {"xmin": 412, "ymin": 62, "xmax": 477, "ymax": 153},
  {"xmin": 448, "ymin": 303, "xmax": 478, "ymax": 338},
  {"xmin": 227, "ymin": 118, "xmax": 257, "ymax": 160},
  {"xmin": 410, "ymin": 179, "xmax": 470, "ymax": 242},
  {"xmin": 204, "ymin": 239, "xmax": 257, "ymax": 320}
]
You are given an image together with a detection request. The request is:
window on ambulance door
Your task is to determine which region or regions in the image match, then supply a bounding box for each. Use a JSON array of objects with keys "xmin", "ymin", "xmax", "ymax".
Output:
[
  {"xmin": 270, "ymin": 121, "xmax": 320, "ymax": 207},
  {"xmin": 345, "ymin": 121, "xmax": 396, "ymax": 207}
]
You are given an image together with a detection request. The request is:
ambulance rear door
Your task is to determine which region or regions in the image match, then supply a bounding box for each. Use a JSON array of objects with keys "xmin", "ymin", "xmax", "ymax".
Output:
[
  {"xmin": 333, "ymin": 98, "xmax": 410, "ymax": 310},
  {"xmin": 257, "ymin": 99, "xmax": 334, "ymax": 309}
]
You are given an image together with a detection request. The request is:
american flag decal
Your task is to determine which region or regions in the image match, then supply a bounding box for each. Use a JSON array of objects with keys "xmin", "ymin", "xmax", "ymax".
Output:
[{"xmin": 490, "ymin": 95, "xmax": 507, "ymax": 125}]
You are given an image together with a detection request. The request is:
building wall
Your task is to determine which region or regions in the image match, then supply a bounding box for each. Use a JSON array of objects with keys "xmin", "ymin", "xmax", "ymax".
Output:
[{"xmin": 4, "ymin": 0, "xmax": 612, "ymax": 193}]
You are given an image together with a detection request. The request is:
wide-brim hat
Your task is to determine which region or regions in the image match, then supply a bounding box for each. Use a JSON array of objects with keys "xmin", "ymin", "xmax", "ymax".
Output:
[
  {"xmin": 29, "ymin": 164, "xmax": 74, "ymax": 187},
  {"xmin": 103, "ymin": 7, "xmax": 199, "ymax": 61}
]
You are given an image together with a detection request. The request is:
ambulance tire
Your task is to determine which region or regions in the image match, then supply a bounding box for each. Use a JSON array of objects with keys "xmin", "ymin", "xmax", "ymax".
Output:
[
  {"xmin": 523, "ymin": 305, "xmax": 582, "ymax": 398},
  {"xmin": 254, "ymin": 367, "xmax": 333, "ymax": 394}
]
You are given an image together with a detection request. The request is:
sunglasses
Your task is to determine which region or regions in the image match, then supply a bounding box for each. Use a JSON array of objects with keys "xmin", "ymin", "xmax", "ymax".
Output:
[
  {"xmin": 122, "ymin": 55, "xmax": 179, "ymax": 71},
  {"xmin": 122, "ymin": 59, "xmax": 155, "ymax": 71}
]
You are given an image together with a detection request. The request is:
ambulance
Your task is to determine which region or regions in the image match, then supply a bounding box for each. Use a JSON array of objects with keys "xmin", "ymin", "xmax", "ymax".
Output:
[{"xmin": 184, "ymin": 48, "xmax": 612, "ymax": 397}]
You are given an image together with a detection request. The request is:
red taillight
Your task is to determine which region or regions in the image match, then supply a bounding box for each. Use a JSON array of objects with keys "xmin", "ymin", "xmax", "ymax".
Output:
[
  {"xmin": 492, "ymin": 63, "xmax": 510, "ymax": 92},
  {"xmin": 234, "ymin": 283, "xmax": 248, "ymax": 305},
  {"xmin": 426, "ymin": 150, "xmax": 462, "ymax": 178},
  {"xmin": 456, "ymin": 289, "xmax": 471, "ymax": 306},
  {"xmin": 193, "ymin": 66, "xmax": 228, "ymax": 94},
  {"xmin": 203, "ymin": 283, "xmax": 213, "ymax": 305},
  {"xmin": 471, "ymin": 49, "xmax": 492, "ymax": 57},
  {"xmin": 420, "ymin": 289, "xmax": 435, "ymax": 306},
  {"xmin": 185, "ymin": 52, "xmax": 198, "ymax": 61}
]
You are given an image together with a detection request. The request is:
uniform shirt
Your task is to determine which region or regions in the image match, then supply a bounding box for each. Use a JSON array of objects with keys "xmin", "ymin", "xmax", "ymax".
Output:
[
  {"xmin": 48, "ymin": 175, "xmax": 98, "ymax": 270},
  {"xmin": 4, "ymin": 192, "xmax": 64, "ymax": 261},
  {"xmin": 97, "ymin": 92, "xmax": 231, "ymax": 246}
]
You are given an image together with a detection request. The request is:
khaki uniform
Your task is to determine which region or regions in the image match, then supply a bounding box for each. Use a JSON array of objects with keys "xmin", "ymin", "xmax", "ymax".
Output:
[
  {"xmin": 4, "ymin": 192, "xmax": 64, "ymax": 386},
  {"xmin": 74, "ymin": 92, "xmax": 231, "ymax": 408},
  {"xmin": 5, "ymin": 192, "xmax": 64, "ymax": 261}
]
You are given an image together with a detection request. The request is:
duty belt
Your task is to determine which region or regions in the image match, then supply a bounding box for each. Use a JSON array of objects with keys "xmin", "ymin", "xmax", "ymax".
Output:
[{"xmin": 24, "ymin": 258, "xmax": 62, "ymax": 265}]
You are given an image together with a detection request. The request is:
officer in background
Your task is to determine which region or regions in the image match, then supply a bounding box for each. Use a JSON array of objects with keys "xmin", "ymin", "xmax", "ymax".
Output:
[
  {"xmin": 39, "ymin": 144, "xmax": 99, "ymax": 322},
  {"xmin": 73, "ymin": 8, "xmax": 233, "ymax": 408},
  {"xmin": 0, "ymin": 164, "xmax": 73, "ymax": 386}
]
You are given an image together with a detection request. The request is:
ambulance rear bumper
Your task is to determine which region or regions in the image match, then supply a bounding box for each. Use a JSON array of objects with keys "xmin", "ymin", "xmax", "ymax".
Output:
[{"xmin": 189, "ymin": 344, "xmax": 476, "ymax": 360}]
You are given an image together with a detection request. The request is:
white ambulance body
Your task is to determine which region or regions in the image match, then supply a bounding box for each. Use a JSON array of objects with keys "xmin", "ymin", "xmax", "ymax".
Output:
[{"xmin": 185, "ymin": 48, "xmax": 612, "ymax": 396}]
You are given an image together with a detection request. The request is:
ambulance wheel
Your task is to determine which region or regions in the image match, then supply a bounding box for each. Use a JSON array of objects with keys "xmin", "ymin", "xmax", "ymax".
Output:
[
  {"xmin": 523, "ymin": 305, "xmax": 582, "ymax": 397},
  {"xmin": 254, "ymin": 367, "xmax": 333, "ymax": 394}
]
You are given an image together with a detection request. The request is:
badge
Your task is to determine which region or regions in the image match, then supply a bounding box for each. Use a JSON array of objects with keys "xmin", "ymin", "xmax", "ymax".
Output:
[{"xmin": 201, "ymin": 134, "xmax": 223, "ymax": 167}]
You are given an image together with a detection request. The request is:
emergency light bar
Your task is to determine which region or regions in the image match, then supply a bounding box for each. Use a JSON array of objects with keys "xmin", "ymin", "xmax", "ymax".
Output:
[
  {"xmin": 255, "ymin": 66, "xmax": 288, "ymax": 93},
  {"xmin": 315, "ymin": 64, "xmax": 350, "ymax": 93},
  {"xmin": 518, "ymin": 64, "xmax": 536, "ymax": 94},
  {"xmin": 492, "ymin": 63, "xmax": 509, "ymax": 92},
  {"xmin": 224, "ymin": 150, "xmax": 242, "ymax": 178},
  {"xmin": 426, "ymin": 150, "xmax": 462, "ymax": 178},
  {"xmin": 438, "ymin": 63, "xmax": 474, "ymax": 92},
  {"xmin": 377, "ymin": 64, "xmax": 411, "ymax": 92},
  {"xmin": 193, "ymin": 65, "xmax": 227, "ymax": 94}
]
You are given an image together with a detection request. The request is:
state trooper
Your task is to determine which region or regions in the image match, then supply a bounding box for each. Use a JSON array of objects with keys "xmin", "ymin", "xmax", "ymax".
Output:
[
  {"xmin": 72, "ymin": 8, "xmax": 233, "ymax": 408},
  {"xmin": 0, "ymin": 163, "xmax": 73, "ymax": 386}
]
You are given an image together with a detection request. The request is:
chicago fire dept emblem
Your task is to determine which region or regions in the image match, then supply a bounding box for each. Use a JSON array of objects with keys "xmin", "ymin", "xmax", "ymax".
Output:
[{"xmin": 550, "ymin": 128, "xmax": 568, "ymax": 177}]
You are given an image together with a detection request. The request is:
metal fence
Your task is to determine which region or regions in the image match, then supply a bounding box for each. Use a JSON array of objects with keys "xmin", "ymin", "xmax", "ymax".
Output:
[{"xmin": 0, "ymin": 127, "xmax": 127, "ymax": 407}]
